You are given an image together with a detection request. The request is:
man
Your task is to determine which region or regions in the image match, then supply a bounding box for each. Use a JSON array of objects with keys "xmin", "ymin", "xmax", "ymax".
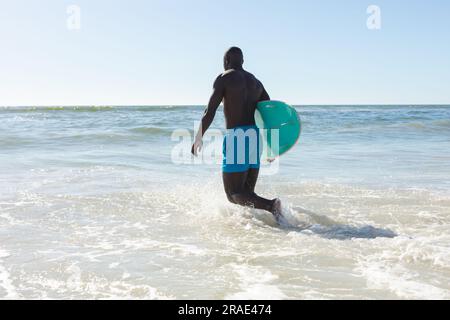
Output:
[{"xmin": 191, "ymin": 47, "xmax": 282, "ymax": 221}]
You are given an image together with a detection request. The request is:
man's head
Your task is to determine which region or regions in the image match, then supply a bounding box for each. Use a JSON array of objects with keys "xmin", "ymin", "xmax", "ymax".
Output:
[{"xmin": 223, "ymin": 47, "xmax": 244, "ymax": 70}]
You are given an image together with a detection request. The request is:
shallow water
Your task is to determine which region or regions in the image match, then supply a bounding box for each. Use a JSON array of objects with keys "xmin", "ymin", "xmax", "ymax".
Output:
[{"xmin": 0, "ymin": 105, "xmax": 449, "ymax": 299}]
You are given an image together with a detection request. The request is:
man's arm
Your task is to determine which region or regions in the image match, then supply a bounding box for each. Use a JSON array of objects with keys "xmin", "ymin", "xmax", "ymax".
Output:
[
  {"xmin": 200, "ymin": 75, "xmax": 225, "ymax": 136},
  {"xmin": 259, "ymin": 82, "xmax": 270, "ymax": 101},
  {"xmin": 191, "ymin": 75, "xmax": 225, "ymax": 156}
]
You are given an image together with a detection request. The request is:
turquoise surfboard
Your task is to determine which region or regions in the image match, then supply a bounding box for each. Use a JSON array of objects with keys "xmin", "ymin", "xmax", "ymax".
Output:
[{"xmin": 255, "ymin": 100, "xmax": 301, "ymax": 158}]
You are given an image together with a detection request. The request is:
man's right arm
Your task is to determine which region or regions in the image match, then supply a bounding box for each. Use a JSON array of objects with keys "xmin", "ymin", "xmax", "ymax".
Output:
[
  {"xmin": 199, "ymin": 75, "xmax": 225, "ymax": 136},
  {"xmin": 191, "ymin": 75, "xmax": 225, "ymax": 156}
]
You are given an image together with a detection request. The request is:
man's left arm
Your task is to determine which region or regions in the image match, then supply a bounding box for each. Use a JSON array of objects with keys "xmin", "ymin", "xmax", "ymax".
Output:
[{"xmin": 259, "ymin": 83, "xmax": 270, "ymax": 102}]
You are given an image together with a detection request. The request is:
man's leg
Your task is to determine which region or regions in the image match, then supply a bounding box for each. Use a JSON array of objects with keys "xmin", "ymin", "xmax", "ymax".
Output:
[
  {"xmin": 244, "ymin": 168, "xmax": 283, "ymax": 220},
  {"xmin": 245, "ymin": 168, "xmax": 259, "ymax": 193},
  {"xmin": 223, "ymin": 170, "xmax": 275, "ymax": 213}
]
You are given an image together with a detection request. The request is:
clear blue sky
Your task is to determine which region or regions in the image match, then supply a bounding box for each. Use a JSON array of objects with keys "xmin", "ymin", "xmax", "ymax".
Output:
[{"xmin": 1, "ymin": 0, "xmax": 449, "ymax": 106}]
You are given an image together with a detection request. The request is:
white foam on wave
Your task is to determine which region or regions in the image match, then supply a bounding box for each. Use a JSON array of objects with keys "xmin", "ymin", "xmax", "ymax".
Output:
[
  {"xmin": 22, "ymin": 263, "xmax": 175, "ymax": 300},
  {"xmin": 0, "ymin": 249, "xmax": 19, "ymax": 299},
  {"xmin": 224, "ymin": 264, "xmax": 288, "ymax": 300},
  {"xmin": 357, "ymin": 260, "xmax": 449, "ymax": 300},
  {"xmin": 356, "ymin": 235, "xmax": 450, "ymax": 299},
  {"xmin": 2, "ymin": 175, "xmax": 450, "ymax": 299},
  {"xmin": 119, "ymin": 238, "xmax": 208, "ymax": 257}
]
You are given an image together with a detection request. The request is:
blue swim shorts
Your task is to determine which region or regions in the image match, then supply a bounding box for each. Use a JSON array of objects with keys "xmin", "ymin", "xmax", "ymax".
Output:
[{"xmin": 222, "ymin": 125, "xmax": 262, "ymax": 173}]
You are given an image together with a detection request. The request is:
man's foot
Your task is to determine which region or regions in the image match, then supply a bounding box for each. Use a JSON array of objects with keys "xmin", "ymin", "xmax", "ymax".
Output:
[{"xmin": 272, "ymin": 198, "xmax": 284, "ymax": 223}]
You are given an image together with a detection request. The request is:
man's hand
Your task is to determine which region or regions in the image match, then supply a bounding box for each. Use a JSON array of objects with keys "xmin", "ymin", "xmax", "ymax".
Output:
[{"xmin": 191, "ymin": 136, "xmax": 203, "ymax": 157}]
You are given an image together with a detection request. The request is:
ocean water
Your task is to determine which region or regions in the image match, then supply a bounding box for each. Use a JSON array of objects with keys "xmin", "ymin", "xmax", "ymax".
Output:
[{"xmin": 0, "ymin": 105, "xmax": 449, "ymax": 300}]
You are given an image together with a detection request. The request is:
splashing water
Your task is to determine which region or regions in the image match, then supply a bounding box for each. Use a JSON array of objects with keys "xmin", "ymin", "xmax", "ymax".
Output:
[{"xmin": 1, "ymin": 105, "xmax": 450, "ymax": 299}]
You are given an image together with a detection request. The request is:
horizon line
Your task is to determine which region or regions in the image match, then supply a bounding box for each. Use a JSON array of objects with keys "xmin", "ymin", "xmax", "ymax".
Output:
[{"xmin": 1, "ymin": 103, "xmax": 450, "ymax": 108}]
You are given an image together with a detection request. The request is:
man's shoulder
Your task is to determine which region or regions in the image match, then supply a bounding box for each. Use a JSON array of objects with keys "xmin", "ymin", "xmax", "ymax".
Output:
[
  {"xmin": 243, "ymin": 70, "xmax": 256, "ymax": 78},
  {"xmin": 214, "ymin": 70, "xmax": 242, "ymax": 87},
  {"xmin": 244, "ymin": 70, "xmax": 262, "ymax": 85},
  {"xmin": 219, "ymin": 69, "xmax": 240, "ymax": 79},
  {"xmin": 218, "ymin": 69, "xmax": 257, "ymax": 82},
  {"xmin": 214, "ymin": 69, "xmax": 261, "ymax": 89},
  {"xmin": 214, "ymin": 71, "xmax": 231, "ymax": 84}
]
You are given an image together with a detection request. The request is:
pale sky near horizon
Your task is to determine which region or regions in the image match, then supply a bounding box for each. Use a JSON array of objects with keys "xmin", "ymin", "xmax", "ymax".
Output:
[{"xmin": 1, "ymin": 0, "xmax": 449, "ymax": 106}]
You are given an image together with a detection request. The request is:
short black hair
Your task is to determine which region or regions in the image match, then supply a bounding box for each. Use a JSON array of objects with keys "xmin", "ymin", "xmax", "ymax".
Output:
[{"xmin": 224, "ymin": 47, "xmax": 244, "ymax": 66}]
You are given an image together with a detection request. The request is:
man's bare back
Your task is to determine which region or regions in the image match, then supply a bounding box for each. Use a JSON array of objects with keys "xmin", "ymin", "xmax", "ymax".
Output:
[{"xmin": 219, "ymin": 69, "xmax": 270, "ymax": 129}]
